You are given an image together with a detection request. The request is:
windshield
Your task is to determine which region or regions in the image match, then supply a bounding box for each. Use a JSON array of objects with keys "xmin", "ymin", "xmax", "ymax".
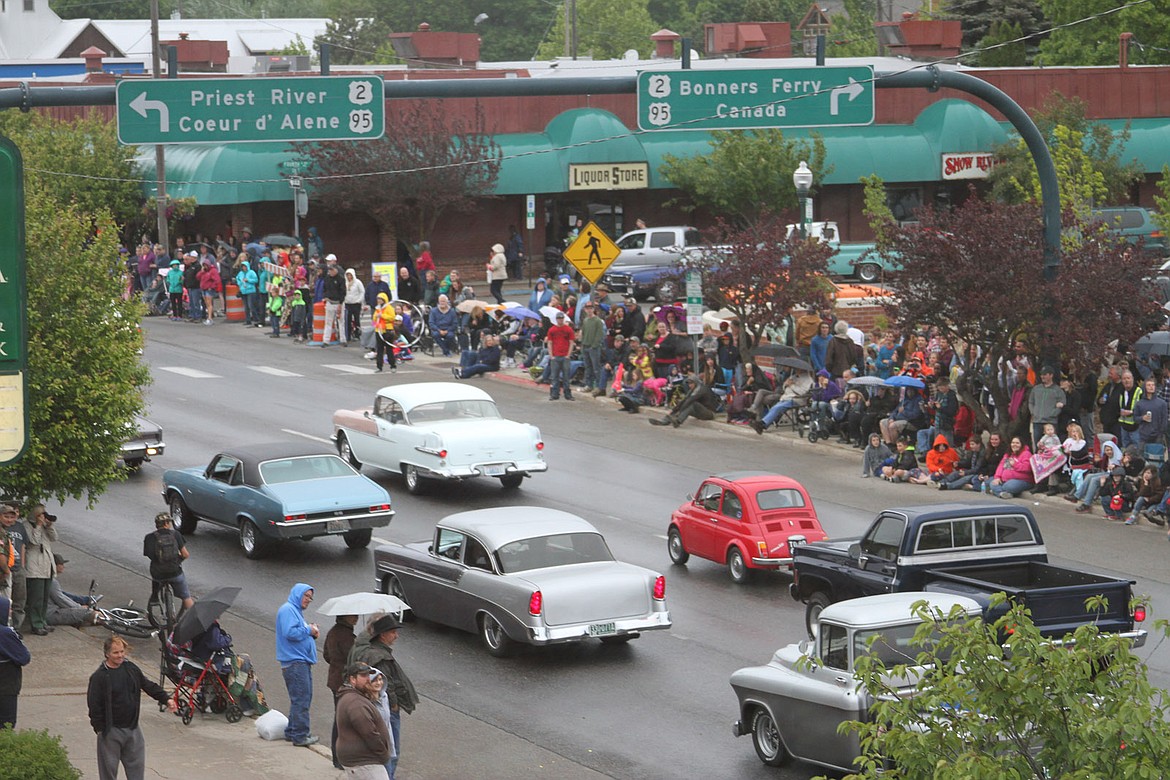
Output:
[
  {"xmin": 407, "ymin": 399, "xmax": 501, "ymax": 424},
  {"xmin": 259, "ymin": 455, "xmax": 356, "ymax": 484},
  {"xmin": 496, "ymin": 532, "xmax": 615, "ymax": 573},
  {"xmin": 854, "ymin": 622, "xmax": 954, "ymax": 668}
]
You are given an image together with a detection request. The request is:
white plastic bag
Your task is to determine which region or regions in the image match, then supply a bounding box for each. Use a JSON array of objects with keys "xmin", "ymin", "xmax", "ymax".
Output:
[{"xmin": 255, "ymin": 709, "xmax": 288, "ymax": 741}]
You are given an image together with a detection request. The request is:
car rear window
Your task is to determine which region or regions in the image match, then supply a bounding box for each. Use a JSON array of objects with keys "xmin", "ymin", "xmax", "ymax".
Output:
[
  {"xmin": 496, "ymin": 532, "xmax": 615, "ymax": 573},
  {"xmin": 260, "ymin": 455, "xmax": 355, "ymax": 484},
  {"xmin": 407, "ymin": 399, "xmax": 501, "ymax": 423},
  {"xmin": 755, "ymin": 488, "xmax": 805, "ymax": 510},
  {"xmin": 1097, "ymin": 210, "xmax": 1144, "ymax": 230}
]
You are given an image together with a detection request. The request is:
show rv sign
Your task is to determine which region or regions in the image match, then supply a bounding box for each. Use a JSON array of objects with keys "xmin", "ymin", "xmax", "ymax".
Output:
[
  {"xmin": 941, "ymin": 152, "xmax": 996, "ymax": 180},
  {"xmin": 636, "ymin": 67, "xmax": 874, "ymax": 131}
]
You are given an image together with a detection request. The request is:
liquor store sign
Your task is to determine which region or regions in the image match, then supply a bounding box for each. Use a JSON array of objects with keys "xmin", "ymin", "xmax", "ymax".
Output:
[{"xmin": 568, "ymin": 162, "xmax": 649, "ymax": 191}]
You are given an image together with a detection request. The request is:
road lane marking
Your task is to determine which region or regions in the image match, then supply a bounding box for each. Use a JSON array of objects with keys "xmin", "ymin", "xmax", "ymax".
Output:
[
  {"xmin": 373, "ymin": 536, "xmax": 393, "ymax": 546},
  {"xmin": 654, "ymin": 534, "xmax": 668, "ymax": 540},
  {"xmin": 281, "ymin": 428, "xmax": 332, "ymax": 444},
  {"xmin": 250, "ymin": 366, "xmax": 303, "ymax": 377},
  {"xmin": 157, "ymin": 367, "xmax": 221, "ymax": 378},
  {"xmin": 324, "ymin": 363, "xmax": 378, "ymax": 375}
]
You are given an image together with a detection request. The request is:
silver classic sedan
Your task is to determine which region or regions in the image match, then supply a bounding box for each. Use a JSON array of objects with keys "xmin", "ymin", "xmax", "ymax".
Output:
[{"xmin": 373, "ymin": 507, "xmax": 671, "ymax": 656}]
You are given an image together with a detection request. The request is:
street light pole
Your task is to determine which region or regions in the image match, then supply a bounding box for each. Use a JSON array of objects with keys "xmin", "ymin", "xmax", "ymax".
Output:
[
  {"xmin": 289, "ymin": 175, "xmax": 302, "ymax": 239},
  {"xmin": 793, "ymin": 160, "xmax": 813, "ymax": 240}
]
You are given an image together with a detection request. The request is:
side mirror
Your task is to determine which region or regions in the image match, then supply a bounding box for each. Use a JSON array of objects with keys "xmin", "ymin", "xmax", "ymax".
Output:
[
  {"xmin": 687, "ymin": 493, "xmax": 695, "ymax": 503},
  {"xmin": 363, "ymin": 411, "xmax": 372, "ymax": 419},
  {"xmin": 848, "ymin": 542, "xmax": 861, "ymax": 559}
]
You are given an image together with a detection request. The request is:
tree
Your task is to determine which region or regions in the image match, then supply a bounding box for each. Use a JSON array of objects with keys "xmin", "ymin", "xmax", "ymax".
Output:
[
  {"xmin": 859, "ymin": 174, "xmax": 895, "ymax": 251},
  {"xmin": 882, "ymin": 195, "xmax": 1160, "ymax": 438},
  {"xmin": 988, "ymin": 93, "xmax": 1142, "ymax": 212},
  {"xmin": 316, "ymin": 0, "xmax": 394, "ymax": 66},
  {"xmin": 697, "ymin": 213, "xmax": 835, "ymax": 345},
  {"xmin": 1151, "ymin": 165, "xmax": 1170, "ymax": 238},
  {"xmin": 293, "ymin": 100, "xmax": 500, "ymax": 246},
  {"xmin": 976, "ymin": 20, "xmax": 1026, "ymax": 67},
  {"xmin": 1037, "ymin": 0, "xmax": 1170, "ymax": 66},
  {"xmin": 827, "ymin": 0, "xmax": 880, "ymax": 58},
  {"xmin": 842, "ymin": 597, "xmax": 1170, "ymax": 779},
  {"xmin": 660, "ymin": 130, "xmax": 830, "ymax": 226},
  {"xmin": 942, "ymin": 0, "xmax": 1045, "ymax": 54},
  {"xmin": 0, "ymin": 191, "xmax": 150, "ymax": 506},
  {"xmin": 536, "ymin": 0, "xmax": 659, "ymax": 59}
]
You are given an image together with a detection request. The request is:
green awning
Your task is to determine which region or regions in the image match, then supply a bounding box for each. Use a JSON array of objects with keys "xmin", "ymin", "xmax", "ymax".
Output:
[{"xmin": 134, "ymin": 144, "xmax": 296, "ymax": 205}]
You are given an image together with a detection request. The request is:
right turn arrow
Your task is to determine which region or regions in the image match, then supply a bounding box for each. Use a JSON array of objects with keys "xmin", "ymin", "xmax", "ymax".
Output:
[{"xmin": 829, "ymin": 78, "xmax": 865, "ymax": 116}]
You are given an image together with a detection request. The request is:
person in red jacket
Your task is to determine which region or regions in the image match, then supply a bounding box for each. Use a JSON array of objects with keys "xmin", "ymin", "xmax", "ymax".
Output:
[
  {"xmin": 913, "ymin": 434, "xmax": 961, "ymax": 486},
  {"xmin": 544, "ymin": 311, "xmax": 576, "ymax": 401}
]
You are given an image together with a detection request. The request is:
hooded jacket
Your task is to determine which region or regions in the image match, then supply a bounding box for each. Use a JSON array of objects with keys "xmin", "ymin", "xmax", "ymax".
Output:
[
  {"xmin": 925, "ymin": 434, "xmax": 961, "ymax": 476},
  {"xmin": 197, "ymin": 262, "xmax": 222, "ymax": 292},
  {"xmin": 236, "ymin": 261, "xmax": 258, "ymax": 295},
  {"xmin": 0, "ymin": 596, "xmax": 30, "ymax": 696},
  {"xmin": 994, "ymin": 445, "xmax": 1034, "ymax": 483},
  {"xmin": 344, "ymin": 269, "xmax": 366, "ymax": 304},
  {"xmin": 529, "ymin": 279, "xmax": 553, "ymax": 310},
  {"xmin": 334, "ymin": 685, "xmax": 391, "ymax": 767},
  {"xmin": 373, "ymin": 294, "xmax": 397, "ymax": 336},
  {"xmin": 862, "ymin": 439, "xmax": 892, "ymax": 477},
  {"xmin": 488, "ymin": 243, "xmax": 508, "ymax": 281},
  {"xmin": 275, "ymin": 583, "xmax": 318, "ymax": 665},
  {"xmin": 349, "ymin": 633, "xmax": 418, "ymax": 714}
]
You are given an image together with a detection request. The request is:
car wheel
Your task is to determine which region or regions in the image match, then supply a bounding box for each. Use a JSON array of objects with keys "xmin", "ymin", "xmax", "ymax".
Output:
[
  {"xmin": 667, "ymin": 527, "xmax": 690, "ymax": 565},
  {"xmin": 727, "ymin": 547, "xmax": 752, "ymax": 584},
  {"xmin": 403, "ymin": 464, "xmax": 427, "ymax": 495},
  {"xmin": 124, "ymin": 458, "xmax": 144, "ymax": 471},
  {"xmin": 805, "ymin": 591, "xmax": 833, "ymax": 639},
  {"xmin": 599, "ymin": 634, "xmax": 635, "ymax": 645},
  {"xmin": 382, "ymin": 575, "xmax": 415, "ymax": 622},
  {"xmin": 751, "ymin": 708, "xmax": 789, "ymax": 767},
  {"xmin": 239, "ymin": 520, "xmax": 270, "ymax": 560},
  {"xmin": 857, "ymin": 262, "xmax": 881, "ymax": 284},
  {"xmin": 499, "ymin": 473, "xmax": 524, "ymax": 490},
  {"xmin": 655, "ymin": 279, "xmax": 677, "ymax": 302},
  {"xmin": 337, "ymin": 434, "xmax": 361, "ymax": 469},
  {"xmin": 169, "ymin": 494, "xmax": 197, "ymax": 535},
  {"xmin": 479, "ymin": 612, "xmax": 516, "ymax": 657},
  {"xmin": 343, "ymin": 528, "xmax": 373, "ymax": 549}
]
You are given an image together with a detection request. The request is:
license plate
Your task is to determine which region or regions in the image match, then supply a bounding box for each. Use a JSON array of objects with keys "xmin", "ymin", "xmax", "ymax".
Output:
[
  {"xmin": 481, "ymin": 464, "xmax": 507, "ymax": 477},
  {"xmin": 326, "ymin": 519, "xmax": 351, "ymax": 533},
  {"xmin": 588, "ymin": 622, "xmax": 616, "ymax": 637}
]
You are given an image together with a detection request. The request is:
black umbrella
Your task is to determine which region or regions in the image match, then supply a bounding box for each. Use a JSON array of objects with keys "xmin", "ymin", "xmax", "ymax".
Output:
[
  {"xmin": 776, "ymin": 356, "xmax": 814, "ymax": 372},
  {"xmin": 260, "ymin": 233, "xmax": 301, "ymax": 247},
  {"xmin": 173, "ymin": 586, "xmax": 242, "ymax": 645},
  {"xmin": 751, "ymin": 343, "xmax": 800, "ymax": 362},
  {"xmin": 1135, "ymin": 331, "xmax": 1170, "ymax": 357}
]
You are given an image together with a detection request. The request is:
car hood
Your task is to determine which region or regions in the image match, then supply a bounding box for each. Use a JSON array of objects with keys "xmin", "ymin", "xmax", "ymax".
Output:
[
  {"xmin": 518, "ymin": 561, "xmax": 657, "ymax": 625},
  {"xmin": 264, "ymin": 475, "xmax": 391, "ymax": 512},
  {"xmin": 427, "ymin": 419, "xmax": 539, "ymax": 460}
]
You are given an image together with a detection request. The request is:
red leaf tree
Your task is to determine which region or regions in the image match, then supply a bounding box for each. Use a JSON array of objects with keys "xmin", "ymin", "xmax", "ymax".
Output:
[
  {"xmin": 697, "ymin": 212, "xmax": 836, "ymax": 346},
  {"xmin": 882, "ymin": 195, "xmax": 1162, "ymax": 435},
  {"xmin": 292, "ymin": 99, "xmax": 501, "ymax": 245}
]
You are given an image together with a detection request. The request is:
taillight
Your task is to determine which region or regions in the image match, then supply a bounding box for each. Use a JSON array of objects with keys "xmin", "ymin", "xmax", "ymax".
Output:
[
  {"xmin": 757, "ymin": 541, "xmax": 768, "ymax": 557},
  {"xmin": 438, "ymin": 449, "xmax": 447, "ymax": 459},
  {"xmin": 653, "ymin": 576, "xmax": 666, "ymax": 600},
  {"xmin": 1134, "ymin": 605, "xmax": 1147, "ymax": 622},
  {"xmin": 284, "ymin": 514, "xmax": 306, "ymax": 522},
  {"xmin": 369, "ymin": 503, "xmax": 391, "ymax": 513},
  {"xmin": 528, "ymin": 590, "xmax": 542, "ymax": 616},
  {"xmin": 536, "ymin": 441, "xmax": 544, "ymax": 451}
]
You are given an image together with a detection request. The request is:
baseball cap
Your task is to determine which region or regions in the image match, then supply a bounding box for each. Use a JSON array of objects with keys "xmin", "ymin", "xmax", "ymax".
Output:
[
  {"xmin": 54, "ymin": 553, "xmax": 68, "ymax": 565},
  {"xmin": 345, "ymin": 662, "xmax": 376, "ymax": 677},
  {"xmin": 558, "ymin": 274, "xmax": 571, "ymax": 283},
  {"xmin": 325, "ymin": 253, "xmax": 338, "ymax": 262},
  {"xmin": 555, "ymin": 312, "xmax": 566, "ymax": 319}
]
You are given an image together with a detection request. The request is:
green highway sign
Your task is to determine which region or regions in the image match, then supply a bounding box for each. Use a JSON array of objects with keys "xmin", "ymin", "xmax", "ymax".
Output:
[
  {"xmin": 0, "ymin": 136, "xmax": 27, "ymax": 464},
  {"xmin": 637, "ymin": 67, "xmax": 874, "ymax": 131},
  {"xmin": 116, "ymin": 76, "xmax": 385, "ymax": 145}
]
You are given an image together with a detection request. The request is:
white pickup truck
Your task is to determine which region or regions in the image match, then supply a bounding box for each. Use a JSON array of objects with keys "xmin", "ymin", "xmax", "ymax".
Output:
[{"xmin": 600, "ymin": 226, "xmax": 710, "ymax": 301}]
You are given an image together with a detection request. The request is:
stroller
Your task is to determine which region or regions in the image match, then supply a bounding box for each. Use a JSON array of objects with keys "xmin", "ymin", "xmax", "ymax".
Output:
[{"xmin": 161, "ymin": 622, "xmax": 244, "ymax": 725}]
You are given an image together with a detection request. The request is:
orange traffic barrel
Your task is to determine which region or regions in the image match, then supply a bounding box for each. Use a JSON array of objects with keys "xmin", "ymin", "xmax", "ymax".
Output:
[
  {"xmin": 312, "ymin": 301, "xmax": 340, "ymax": 343},
  {"xmin": 225, "ymin": 284, "xmax": 245, "ymax": 322}
]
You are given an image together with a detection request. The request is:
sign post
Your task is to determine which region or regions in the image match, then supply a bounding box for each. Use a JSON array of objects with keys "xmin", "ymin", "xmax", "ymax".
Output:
[
  {"xmin": 0, "ymin": 137, "xmax": 27, "ymax": 465},
  {"xmin": 525, "ymin": 194, "xmax": 536, "ymax": 285},
  {"xmin": 637, "ymin": 67, "xmax": 874, "ymax": 131},
  {"xmin": 562, "ymin": 220, "xmax": 620, "ymax": 285},
  {"xmin": 686, "ymin": 270, "xmax": 703, "ymax": 373},
  {"xmin": 116, "ymin": 76, "xmax": 385, "ymax": 145}
]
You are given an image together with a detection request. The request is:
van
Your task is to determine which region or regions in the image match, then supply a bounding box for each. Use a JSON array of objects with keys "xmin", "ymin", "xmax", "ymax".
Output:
[{"xmin": 1093, "ymin": 207, "xmax": 1167, "ymax": 257}]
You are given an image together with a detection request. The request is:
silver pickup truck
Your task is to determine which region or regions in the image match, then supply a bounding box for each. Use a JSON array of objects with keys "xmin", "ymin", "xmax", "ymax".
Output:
[
  {"xmin": 730, "ymin": 591, "xmax": 981, "ymax": 772},
  {"xmin": 600, "ymin": 226, "xmax": 703, "ymax": 301}
]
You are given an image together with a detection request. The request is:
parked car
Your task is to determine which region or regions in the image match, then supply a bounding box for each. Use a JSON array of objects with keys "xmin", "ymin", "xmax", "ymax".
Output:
[
  {"xmin": 122, "ymin": 414, "xmax": 165, "ymax": 470},
  {"xmin": 730, "ymin": 591, "xmax": 982, "ymax": 771},
  {"xmin": 162, "ymin": 443, "xmax": 394, "ymax": 559},
  {"xmin": 787, "ymin": 221, "xmax": 898, "ymax": 283},
  {"xmin": 373, "ymin": 507, "xmax": 671, "ymax": 656},
  {"xmin": 601, "ymin": 226, "xmax": 705, "ymax": 300},
  {"xmin": 332, "ymin": 382, "xmax": 546, "ymax": 494},
  {"xmin": 791, "ymin": 503, "xmax": 1146, "ymax": 644},
  {"xmin": 667, "ymin": 472, "xmax": 828, "ymax": 583},
  {"xmin": 1093, "ymin": 206, "xmax": 1167, "ymax": 258}
]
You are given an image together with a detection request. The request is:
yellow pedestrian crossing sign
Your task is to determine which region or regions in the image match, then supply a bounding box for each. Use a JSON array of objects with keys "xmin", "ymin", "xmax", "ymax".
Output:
[{"xmin": 562, "ymin": 221, "xmax": 620, "ymax": 285}]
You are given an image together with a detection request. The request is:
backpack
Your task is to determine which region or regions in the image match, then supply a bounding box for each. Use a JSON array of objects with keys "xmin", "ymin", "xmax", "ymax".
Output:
[{"xmin": 155, "ymin": 529, "xmax": 180, "ymax": 566}]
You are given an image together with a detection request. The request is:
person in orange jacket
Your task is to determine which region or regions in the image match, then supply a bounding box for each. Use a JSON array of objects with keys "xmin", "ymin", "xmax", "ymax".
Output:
[{"xmin": 913, "ymin": 433, "xmax": 961, "ymax": 486}]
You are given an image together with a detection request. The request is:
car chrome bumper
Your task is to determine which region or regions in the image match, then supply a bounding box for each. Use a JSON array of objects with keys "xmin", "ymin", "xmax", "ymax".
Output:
[
  {"xmin": 122, "ymin": 441, "xmax": 165, "ymax": 460},
  {"xmin": 732, "ymin": 719, "xmax": 747, "ymax": 738},
  {"xmin": 750, "ymin": 556, "xmax": 794, "ymax": 568},
  {"xmin": 421, "ymin": 460, "xmax": 548, "ymax": 479},
  {"xmin": 270, "ymin": 510, "xmax": 394, "ymax": 539},
  {"xmin": 529, "ymin": 611, "xmax": 671, "ymax": 645}
]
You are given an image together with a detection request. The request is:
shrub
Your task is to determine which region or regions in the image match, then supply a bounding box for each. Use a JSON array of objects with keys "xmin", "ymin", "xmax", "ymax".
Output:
[{"xmin": 0, "ymin": 727, "xmax": 81, "ymax": 780}]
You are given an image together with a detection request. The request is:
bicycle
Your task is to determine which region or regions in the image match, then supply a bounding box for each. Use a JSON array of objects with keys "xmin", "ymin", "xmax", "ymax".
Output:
[
  {"xmin": 147, "ymin": 579, "xmax": 180, "ymax": 635},
  {"xmin": 88, "ymin": 581, "xmax": 156, "ymax": 639}
]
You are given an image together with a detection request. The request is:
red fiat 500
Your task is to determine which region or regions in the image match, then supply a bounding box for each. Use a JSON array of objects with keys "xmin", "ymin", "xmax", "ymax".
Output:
[{"xmin": 667, "ymin": 471, "xmax": 827, "ymax": 583}]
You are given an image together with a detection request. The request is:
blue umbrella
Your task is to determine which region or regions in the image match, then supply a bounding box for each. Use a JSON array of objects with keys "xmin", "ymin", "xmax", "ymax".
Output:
[
  {"xmin": 501, "ymin": 305, "xmax": 541, "ymax": 321},
  {"xmin": 884, "ymin": 375, "xmax": 926, "ymax": 389}
]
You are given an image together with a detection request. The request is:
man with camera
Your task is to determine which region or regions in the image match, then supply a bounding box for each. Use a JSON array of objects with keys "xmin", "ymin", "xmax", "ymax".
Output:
[{"xmin": 23, "ymin": 505, "xmax": 57, "ymax": 636}]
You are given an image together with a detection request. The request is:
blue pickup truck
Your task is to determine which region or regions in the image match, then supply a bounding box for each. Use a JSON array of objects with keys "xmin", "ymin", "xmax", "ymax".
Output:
[{"xmin": 790, "ymin": 503, "xmax": 1146, "ymax": 645}]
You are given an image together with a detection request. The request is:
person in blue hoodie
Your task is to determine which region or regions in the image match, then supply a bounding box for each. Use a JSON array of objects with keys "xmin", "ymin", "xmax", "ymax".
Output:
[
  {"xmin": 528, "ymin": 278, "xmax": 553, "ymax": 311},
  {"xmin": 276, "ymin": 583, "xmax": 320, "ymax": 747},
  {"xmin": 0, "ymin": 596, "xmax": 30, "ymax": 728},
  {"xmin": 235, "ymin": 260, "xmax": 260, "ymax": 326}
]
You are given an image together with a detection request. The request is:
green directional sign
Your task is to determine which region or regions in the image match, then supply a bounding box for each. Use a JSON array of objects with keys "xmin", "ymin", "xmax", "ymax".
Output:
[
  {"xmin": 0, "ymin": 136, "xmax": 27, "ymax": 464},
  {"xmin": 637, "ymin": 67, "xmax": 874, "ymax": 131},
  {"xmin": 116, "ymin": 76, "xmax": 385, "ymax": 145}
]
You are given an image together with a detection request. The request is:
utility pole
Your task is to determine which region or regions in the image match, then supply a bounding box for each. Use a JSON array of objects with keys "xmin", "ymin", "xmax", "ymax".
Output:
[{"xmin": 150, "ymin": 0, "xmax": 169, "ymax": 252}]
